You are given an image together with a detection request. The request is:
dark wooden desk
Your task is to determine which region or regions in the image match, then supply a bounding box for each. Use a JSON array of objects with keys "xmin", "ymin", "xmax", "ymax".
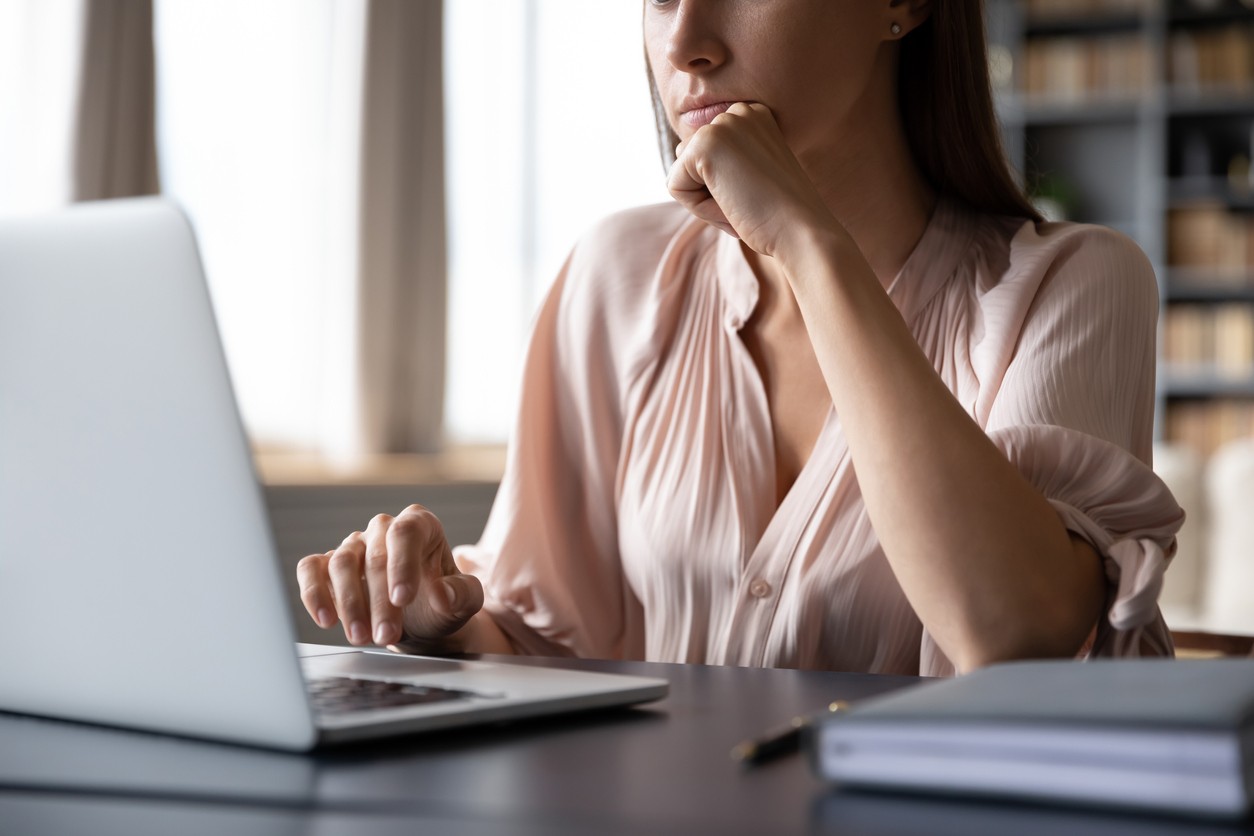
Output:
[{"xmin": 1, "ymin": 655, "xmax": 1250, "ymax": 835}]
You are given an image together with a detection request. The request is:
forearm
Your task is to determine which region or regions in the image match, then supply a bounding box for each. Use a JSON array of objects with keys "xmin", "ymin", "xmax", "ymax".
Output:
[{"xmin": 780, "ymin": 225, "xmax": 1104, "ymax": 671}]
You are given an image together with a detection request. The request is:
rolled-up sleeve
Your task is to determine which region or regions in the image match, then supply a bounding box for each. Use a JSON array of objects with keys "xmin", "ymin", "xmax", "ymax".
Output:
[
  {"xmin": 943, "ymin": 223, "xmax": 1185, "ymax": 667},
  {"xmin": 987, "ymin": 425, "xmax": 1184, "ymax": 656}
]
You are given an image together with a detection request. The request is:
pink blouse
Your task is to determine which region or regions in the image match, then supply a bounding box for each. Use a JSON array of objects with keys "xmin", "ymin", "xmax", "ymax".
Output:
[{"xmin": 455, "ymin": 197, "xmax": 1185, "ymax": 677}]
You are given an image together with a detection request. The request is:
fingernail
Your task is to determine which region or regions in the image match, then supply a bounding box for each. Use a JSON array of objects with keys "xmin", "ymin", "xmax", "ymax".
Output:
[
  {"xmin": 390, "ymin": 584, "xmax": 412, "ymax": 607},
  {"xmin": 317, "ymin": 608, "xmax": 333, "ymax": 628},
  {"xmin": 374, "ymin": 622, "xmax": 392, "ymax": 645},
  {"xmin": 349, "ymin": 620, "xmax": 367, "ymax": 644},
  {"xmin": 442, "ymin": 579, "xmax": 464, "ymax": 613}
]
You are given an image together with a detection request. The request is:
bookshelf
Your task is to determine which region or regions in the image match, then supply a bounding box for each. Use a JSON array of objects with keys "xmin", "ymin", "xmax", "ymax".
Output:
[{"xmin": 989, "ymin": 0, "xmax": 1254, "ymax": 458}]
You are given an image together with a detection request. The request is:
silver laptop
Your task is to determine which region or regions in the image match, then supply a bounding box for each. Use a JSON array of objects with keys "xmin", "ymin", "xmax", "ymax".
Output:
[{"xmin": 0, "ymin": 197, "xmax": 666, "ymax": 751}]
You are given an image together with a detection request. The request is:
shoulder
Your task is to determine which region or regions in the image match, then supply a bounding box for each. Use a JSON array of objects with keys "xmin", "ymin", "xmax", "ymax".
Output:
[
  {"xmin": 1003, "ymin": 218, "xmax": 1157, "ymax": 310},
  {"xmin": 564, "ymin": 201, "xmax": 692, "ymax": 290},
  {"xmin": 554, "ymin": 201, "xmax": 698, "ymax": 341},
  {"xmin": 966, "ymin": 213, "xmax": 1159, "ymax": 327},
  {"xmin": 537, "ymin": 202, "xmax": 699, "ymax": 384},
  {"xmin": 579, "ymin": 201, "xmax": 692, "ymax": 248}
]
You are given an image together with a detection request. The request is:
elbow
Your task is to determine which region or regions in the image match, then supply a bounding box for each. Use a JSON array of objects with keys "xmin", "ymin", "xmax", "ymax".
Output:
[
  {"xmin": 950, "ymin": 551, "xmax": 1107, "ymax": 674},
  {"xmin": 947, "ymin": 602, "xmax": 1101, "ymax": 675},
  {"xmin": 951, "ymin": 640, "xmax": 1069, "ymax": 676}
]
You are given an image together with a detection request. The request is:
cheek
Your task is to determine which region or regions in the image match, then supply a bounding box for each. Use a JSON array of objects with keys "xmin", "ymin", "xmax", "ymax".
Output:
[
  {"xmin": 644, "ymin": 42, "xmax": 684, "ymax": 135},
  {"xmin": 642, "ymin": 15, "xmax": 669, "ymax": 85},
  {"xmin": 762, "ymin": 30, "xmax": 884, "ymax": 146}
]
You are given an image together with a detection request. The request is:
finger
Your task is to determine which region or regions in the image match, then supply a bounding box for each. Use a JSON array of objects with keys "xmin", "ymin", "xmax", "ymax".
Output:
[
  {"xmin": 364, "ymin": 514, "xmax": 403, "ymax": 645},
  {"xmin": 388, "ymin": 504, "xmax": 449, "ymax": 609},
  {"xmin": 296, "ymin": 552, "xmax": 336, "ymax": 629},
  {"xmin": 724, "ymin": 100, "xmax": 763, "ymax": 120},
  {"xmin": 669, "ymin": 179, "xmax": 734, "ymax": 236},
  {"xmin": 327, "ymin": 532, "xmax": 371, "ymax": 645},
  {"xmin": 400, "ymin": 548, "xmax": 485, "ymax": 641},
  {"xmin": 439, "ymin": 564, "xmax": 485, "ymax": 621},
  {"xmin": 667, "ymin": 135, "xmax": 733, "ymax": 228},
  {"xmin": 687, "ymin": 196, "xmax": 733, "ymax": 232},
  {"xmin": 666, "ymin": 153, "xmax": 707, "ymax": 199},
  {"xmin": 743, "ymin": 101, "xmax": 772, "ymax": 119}
]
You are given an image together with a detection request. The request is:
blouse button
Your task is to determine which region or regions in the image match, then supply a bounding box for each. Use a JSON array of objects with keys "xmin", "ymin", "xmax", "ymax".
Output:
[
  {"xmin": 728, "ymin": 315, "xmax": 743, "ymax": 330},
  {"xmin": 748, "ymin": 578, "xmax": 772, "ymax": 598}
]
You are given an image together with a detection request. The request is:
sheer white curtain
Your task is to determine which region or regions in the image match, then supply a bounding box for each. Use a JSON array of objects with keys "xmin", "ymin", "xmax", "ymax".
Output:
[
  {"xmin": 5, "ymin": 0, "xmax": 670, "ymax": 453},
  {"xmin": 444, "ymin": 1, "xmax": 672, "ymax": 444},
  {"xmin": 157, "ymin": 0, "xmax": 448, "ymax": 459},
  {"xmin": 155, "ymin": 0, "xmax": 365, "ymax": 455},
  {"xmin": 0, "ymin": 0, "xmax": 83, "ymax": 218}
]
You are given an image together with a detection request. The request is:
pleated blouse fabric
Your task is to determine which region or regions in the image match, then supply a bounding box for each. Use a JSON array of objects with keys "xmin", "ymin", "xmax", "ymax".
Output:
[{"xmin": 454, "ymin": 197, "xmax": 1185, "ymax": 677}]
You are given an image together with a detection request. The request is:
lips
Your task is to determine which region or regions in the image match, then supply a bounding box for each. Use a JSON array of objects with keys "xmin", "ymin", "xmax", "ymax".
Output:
[{"xmin": 680, "ymin": 101, "xmax": 734, "ymax": 128}]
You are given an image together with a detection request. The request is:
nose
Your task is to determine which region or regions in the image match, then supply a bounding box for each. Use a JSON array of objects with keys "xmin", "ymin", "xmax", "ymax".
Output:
[{"xmin": 665, "ymin": 1, "xmax": 728, "ymax": 74}]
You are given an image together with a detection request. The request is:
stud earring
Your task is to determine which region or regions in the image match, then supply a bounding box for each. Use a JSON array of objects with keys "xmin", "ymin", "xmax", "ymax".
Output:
[{"xmin": 890, "ymin": 22, "xmax": 902, "ymax": 35}]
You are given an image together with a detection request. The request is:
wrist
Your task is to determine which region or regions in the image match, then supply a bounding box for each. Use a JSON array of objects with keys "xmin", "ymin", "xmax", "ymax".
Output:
[{"xmin": 777, "ymin": 219, "xmax": 856, "ymax": 293}]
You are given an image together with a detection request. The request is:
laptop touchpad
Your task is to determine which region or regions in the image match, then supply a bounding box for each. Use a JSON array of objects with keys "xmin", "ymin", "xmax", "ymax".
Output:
[{"xmin": 301, "ymin": 651, "xmax": 472, "ymax": 681}]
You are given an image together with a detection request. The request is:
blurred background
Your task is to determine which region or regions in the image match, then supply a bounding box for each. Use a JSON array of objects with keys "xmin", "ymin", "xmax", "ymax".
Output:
[
  {"xmin": 1, "ymin": 0, "xmax": 1250, "ymax": 644},
  {"xmin": 985, "ymin": 0, "xmax": 1254, "ymax": 643}
]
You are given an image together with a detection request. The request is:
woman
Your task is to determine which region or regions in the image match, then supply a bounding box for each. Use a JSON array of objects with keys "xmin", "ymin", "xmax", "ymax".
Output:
[{"xmin": 297, "ymin": 0, "xmax": 1184, "ymax": 676}]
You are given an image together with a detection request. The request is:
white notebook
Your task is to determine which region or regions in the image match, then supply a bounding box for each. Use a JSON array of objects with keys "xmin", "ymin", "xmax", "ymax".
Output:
[{"xmin": 809, "ymin": 658, "xmax": 1254, "ymax": 818}]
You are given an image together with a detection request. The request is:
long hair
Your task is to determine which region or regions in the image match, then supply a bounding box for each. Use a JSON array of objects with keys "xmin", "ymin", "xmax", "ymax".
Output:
[{"xmin": 646, "ymin": 1, "xmax": 1041, "ymax": 223}]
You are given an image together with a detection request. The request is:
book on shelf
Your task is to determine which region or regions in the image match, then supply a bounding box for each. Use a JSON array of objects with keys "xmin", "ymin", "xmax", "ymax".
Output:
[
  {"xmin": 808, "ymin": 659, "xmax": 1254, "ymax": 819},
  {"xmin": 1170, "ymin": 26, "xmax": 1254, "ymax": 94},
  {"xmin": 1216, "ymin": 305, "xmax": 1254, "ymax": 375},
  {"xmin": 1169, "ymin": 204, "xmax": 1254, "ymax": 271},
  {"xmin": 1163, "ymin": 303, "xmax": 1254, "ymax": 377},
  {"xmin": 1023, "ymin": 34, "xmax": 1150, "ymax": 101},
  {"xmin": 1166, "ymin": 399, "xmax": 1254, "ymax": 458},
  {"xmin": 1164, "ymin": 304, "xmax": 1210, "ymax": 368},
  {"xmin": 1024, "ymin": 0, "xmax": 1148, "ymax": 20}
]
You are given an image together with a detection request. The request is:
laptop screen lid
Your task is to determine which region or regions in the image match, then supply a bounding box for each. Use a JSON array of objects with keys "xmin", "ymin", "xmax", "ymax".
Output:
[{"xmin": 0, "ymin": 198, "xmax": 317, "ymax": 750}]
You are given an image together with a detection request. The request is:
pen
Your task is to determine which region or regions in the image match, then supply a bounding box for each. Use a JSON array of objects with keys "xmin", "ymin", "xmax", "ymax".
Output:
[{"xmin": 731, "ymin": 700, "xmax": 851, "ymax": 767}]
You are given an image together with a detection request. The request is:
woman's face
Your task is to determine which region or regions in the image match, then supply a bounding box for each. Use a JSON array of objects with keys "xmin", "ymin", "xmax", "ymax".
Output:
[{"xmin": 644, "ymin": 0, "xmax": 897, "ymax": 161}]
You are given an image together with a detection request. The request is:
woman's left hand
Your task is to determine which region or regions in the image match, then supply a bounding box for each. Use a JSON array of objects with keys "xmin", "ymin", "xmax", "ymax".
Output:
[{"xmin": 666, "ymin": 102, "xmax": 838, "ymax": 257}]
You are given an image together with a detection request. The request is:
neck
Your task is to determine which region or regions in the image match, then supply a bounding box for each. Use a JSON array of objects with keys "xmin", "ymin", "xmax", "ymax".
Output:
[
  {"xmin": 748, "ymin": 60, "xmax": 937, "ymax": 295},
  {"xmin": 799, "ymin": 130, "xmax": 936, "ymax": 288}
]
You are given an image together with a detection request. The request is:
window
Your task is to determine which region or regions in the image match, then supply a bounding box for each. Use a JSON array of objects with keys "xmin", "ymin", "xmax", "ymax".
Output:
[
  {"xmin": 444, "ymin": 1, "xmax": 671, "ymax": 443},
  {"xmin": 155, "ymin": 0, "xmax": 366, "ymax": 452},
  {"xmin": 15, "ymin": 1, "xmax": 670, "ymax": 453},
  {"xmin": 0, "ymin": 0, "xmax": 81, "ymax": 218}
]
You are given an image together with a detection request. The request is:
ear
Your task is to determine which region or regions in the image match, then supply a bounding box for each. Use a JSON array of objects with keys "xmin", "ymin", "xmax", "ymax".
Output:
[{"xmin": 887, "ymin": 0, "xmax": 932, "ymax": 38}]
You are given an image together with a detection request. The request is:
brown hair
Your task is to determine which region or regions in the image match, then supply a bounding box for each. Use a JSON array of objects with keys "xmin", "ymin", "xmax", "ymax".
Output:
[{"xmin": 646, "ymin": 1, "xmax": 1041, "ymax": 223}]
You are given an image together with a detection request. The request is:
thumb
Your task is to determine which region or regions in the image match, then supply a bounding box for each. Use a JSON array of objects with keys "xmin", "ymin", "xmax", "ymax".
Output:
[
  {"xmin": 438, "ymin": 572, "xmax": 484, "ymax": 620},
  {"xmin": 403, "ymin": 571, "xmax": 484, "ymax": 639}
]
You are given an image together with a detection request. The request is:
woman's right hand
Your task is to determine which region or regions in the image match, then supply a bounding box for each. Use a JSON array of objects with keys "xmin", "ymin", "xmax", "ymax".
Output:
[{"xmin": 296, "ymin": 504, "xmax": 484, "ymax": 649}]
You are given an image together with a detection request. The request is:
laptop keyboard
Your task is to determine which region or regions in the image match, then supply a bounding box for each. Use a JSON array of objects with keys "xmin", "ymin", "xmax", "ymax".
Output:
[{"xmin": 307, "ymin": 676, "xmax": 497, "ymax": 715}]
